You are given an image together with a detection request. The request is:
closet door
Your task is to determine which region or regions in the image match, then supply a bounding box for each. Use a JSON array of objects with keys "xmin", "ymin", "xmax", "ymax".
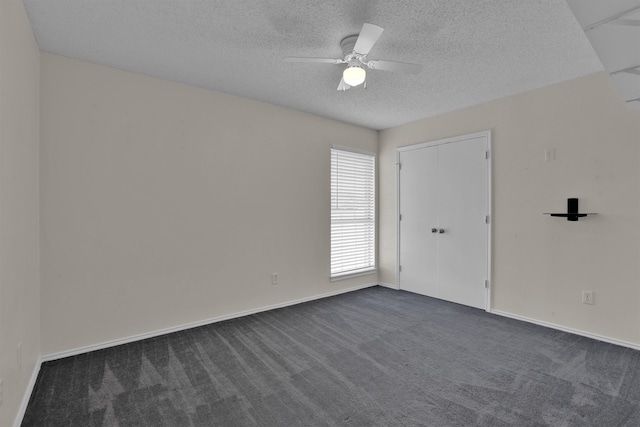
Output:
[
  {"xmin": 435, "ymin": 137, "xmax": 489, "ymax": 309},
  {"xmin": 398, "ymin": 145, "xmax": 439, "ymax": 297},
  {"xmin": 398, "ymin": 133, "xmax": 490, "ymax": 310}
]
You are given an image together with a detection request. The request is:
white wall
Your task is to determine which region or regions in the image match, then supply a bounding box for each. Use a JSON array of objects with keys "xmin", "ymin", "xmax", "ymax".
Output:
[
  {"xmin": 0, "ymin": 0, "xmax": 41, "ymax": 424},
  {"xmin": 40, "ymin": 53, "xmax": 378, "ymax": 355},
  {"xmin": 379, "ymin": 72, "xmax": 640, "ymax": 346}
]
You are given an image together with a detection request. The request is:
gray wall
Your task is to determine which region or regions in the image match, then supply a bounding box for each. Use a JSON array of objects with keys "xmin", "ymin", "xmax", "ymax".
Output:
[{"xmin": 0, "ymin": 0, "xmax": 41, "ymax": 425}]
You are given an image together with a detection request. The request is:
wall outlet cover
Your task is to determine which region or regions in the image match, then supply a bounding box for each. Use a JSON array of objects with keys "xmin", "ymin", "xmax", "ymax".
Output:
[{"xmin": 582, "ymin": 290, "xmax": 594, "ymax": 305}]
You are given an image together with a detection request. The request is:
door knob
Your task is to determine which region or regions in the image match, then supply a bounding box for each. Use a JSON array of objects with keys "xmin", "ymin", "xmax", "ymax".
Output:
[
  {"xmin": 431, "ymin": 228, "xmax": 438, "ymax": 233},
  {"xmin": 439, "ymin": 229, "xmax": 445, "ymax": 234}
]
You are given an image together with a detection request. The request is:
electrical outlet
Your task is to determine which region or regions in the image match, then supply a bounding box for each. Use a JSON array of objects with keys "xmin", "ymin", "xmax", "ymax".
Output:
[
  {"xmin": 271, "ymin": 273, "xmax": 279, "ymax": 285},
  {"xmin": 582, "ymin": 290, "xmax": 594, "ymax": 305},
  {"xmin": 544, "ymin": 148, "xmax": 556, "ymax": 161}
]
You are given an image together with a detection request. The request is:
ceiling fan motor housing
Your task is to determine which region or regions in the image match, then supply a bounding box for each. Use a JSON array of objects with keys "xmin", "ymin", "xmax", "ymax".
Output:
[
  {"xmin": 340, "ymin": 34, "xmax": 364, "ymax": 65},
  {"xmin": 340, "ymin": 35, "xmax": 359, "ymax": 55}
]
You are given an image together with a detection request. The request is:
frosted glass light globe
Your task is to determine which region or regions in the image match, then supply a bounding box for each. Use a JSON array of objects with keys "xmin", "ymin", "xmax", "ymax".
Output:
[{"xmin": 343, "ymin": 66, "xmax": 366, "ymax": 86}]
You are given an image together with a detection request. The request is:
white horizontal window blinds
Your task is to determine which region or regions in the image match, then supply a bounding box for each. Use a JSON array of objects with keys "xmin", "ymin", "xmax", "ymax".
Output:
[{"xmin": 331, "ymin": 147, "xmax": 376, "ymax": 278}]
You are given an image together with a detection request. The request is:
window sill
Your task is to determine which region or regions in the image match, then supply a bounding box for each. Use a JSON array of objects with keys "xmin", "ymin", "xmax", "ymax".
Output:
[{"xmin": 330, "ymin": 269, "xmax": 377, "ymax": 282}]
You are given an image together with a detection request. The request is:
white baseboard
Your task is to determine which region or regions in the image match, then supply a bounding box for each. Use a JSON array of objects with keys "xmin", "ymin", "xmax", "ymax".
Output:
[
  {"xmin": 42, "ymin": 282, "xmax": 379, "ymax": 362},
  {"xmin": 13, "ymin": 357, "xmax": 42, "ymax": 427},
  {"xmin": 377, "ymin": 282, "xmax": 400, "ymax": 290},
  {"xmin": 491, "ymin": 309, "xmax": 640, "ymax": 351}
]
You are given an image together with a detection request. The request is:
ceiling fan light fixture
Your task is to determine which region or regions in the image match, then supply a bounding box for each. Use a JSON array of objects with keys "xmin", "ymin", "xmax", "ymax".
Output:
[{"xmin": 343, "ymin": 66, "xmax": 366, "ymax": 86}]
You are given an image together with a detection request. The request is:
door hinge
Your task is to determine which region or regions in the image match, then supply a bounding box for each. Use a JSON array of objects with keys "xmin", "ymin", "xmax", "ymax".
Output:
[
  {"xmin": 485, "ymin": 280, "xmax": 489, "ymax": 289},
  {"xmin": 485, "ymin": 151, "xmax": 490, "ymax": 159},
  {"xmin": 399, "ymin": 214, "xmax": 402, "ymax": 221},
  {"xmin": 397, "ymin": 162, "xmax": 402, "ymax": 170},
  {"xmin": 399, "ymin": 265, "xmax": 402, "ymax": 272},
  {"xmin": 485, "ymin": 215, "xmax": 490, "ymax": 224}
]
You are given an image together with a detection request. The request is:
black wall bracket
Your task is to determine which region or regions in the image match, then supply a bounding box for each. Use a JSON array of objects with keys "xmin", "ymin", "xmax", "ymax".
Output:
[{"xmin": 544, "ymin": 198, "xmax": 596, "ymax": 221}]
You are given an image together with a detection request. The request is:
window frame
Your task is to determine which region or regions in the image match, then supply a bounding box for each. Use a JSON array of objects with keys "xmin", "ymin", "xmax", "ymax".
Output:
[{"xmin": 330, "ymin": 145, "xmax": 376, "ymax": 280}]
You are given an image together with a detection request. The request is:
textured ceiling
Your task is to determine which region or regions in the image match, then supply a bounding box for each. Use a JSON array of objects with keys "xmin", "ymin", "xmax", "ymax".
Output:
[{"xmin": 23, "ymin": 0, "xmax": 603, "ymax": 130}]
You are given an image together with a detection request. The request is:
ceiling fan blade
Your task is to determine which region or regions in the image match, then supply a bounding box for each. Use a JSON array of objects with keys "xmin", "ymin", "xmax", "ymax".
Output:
[
  {"xmin": 337, "ymin": 77, "xmax": 352, "ymax": 91},
  {"xmin": 353, "ymin": 23, "xmax": 384, "ymax": 55},
  {"xmin": 284, "ymin": 57, "xmax": 345, "ymax": 64},
  {"xmin": 367, "ymin": 60, "xmax": 422, "ymax": 74}
]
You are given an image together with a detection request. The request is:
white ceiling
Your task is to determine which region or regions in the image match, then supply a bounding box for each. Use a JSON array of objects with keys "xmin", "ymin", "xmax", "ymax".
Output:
[{"xmin": 23, "ymin": 0, "xmax": 604, "ymax": 130}]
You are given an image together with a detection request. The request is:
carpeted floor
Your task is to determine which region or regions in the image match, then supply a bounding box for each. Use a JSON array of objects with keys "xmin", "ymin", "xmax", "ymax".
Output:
[{"xmin": 22, "ymin": 286, "xmax": 640, "ymax": 426}]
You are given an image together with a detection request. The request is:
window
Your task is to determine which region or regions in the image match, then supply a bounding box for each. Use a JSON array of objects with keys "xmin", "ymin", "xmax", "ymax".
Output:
[{"xmin": 331, "ymin": 146, "xmax": 376, "ymax": 278}]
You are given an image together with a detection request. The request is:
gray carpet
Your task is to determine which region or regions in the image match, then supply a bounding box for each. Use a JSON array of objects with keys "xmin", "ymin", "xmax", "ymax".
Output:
[{"xmin": 22, "ymin": 286, "xmax": 640, "ymax": 426}]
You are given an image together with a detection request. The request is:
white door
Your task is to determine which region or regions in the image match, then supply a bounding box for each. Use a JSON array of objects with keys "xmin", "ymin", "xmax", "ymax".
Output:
[
  {"xmin": 398, "ymin": 145, "xmax": 439, "ymax": 297},
  {"xmin": 398, "ymin": 132, "xmax": 490, "ymax": 309}
]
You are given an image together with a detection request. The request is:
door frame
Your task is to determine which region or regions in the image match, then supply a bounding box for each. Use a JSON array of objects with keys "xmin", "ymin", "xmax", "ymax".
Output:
[{"xmin": 396, "ymin": 130, "xmax": 492, "ymax": 311}]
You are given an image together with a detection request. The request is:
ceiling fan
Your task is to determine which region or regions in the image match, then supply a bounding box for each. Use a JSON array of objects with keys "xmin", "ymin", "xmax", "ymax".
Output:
[{"xmin": 285, "ymin": 23, "xmax": 423, "ymax": 91}]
